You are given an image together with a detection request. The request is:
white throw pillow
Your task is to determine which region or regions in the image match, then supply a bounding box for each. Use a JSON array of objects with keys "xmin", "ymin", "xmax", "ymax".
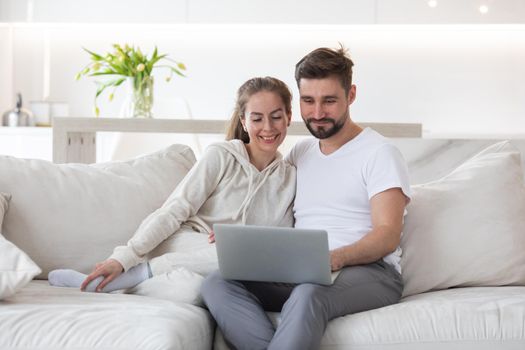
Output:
[
  {"xmin": 0, "ymin": 192, "xmax": 41, "ymax": 299},
  {"xmin": 0, "ymin": 144, "xmax": 196, "ymax": 279},
  {"xmin": 401, "ymin": 141, "xmax": 525, "ymax": 297}
]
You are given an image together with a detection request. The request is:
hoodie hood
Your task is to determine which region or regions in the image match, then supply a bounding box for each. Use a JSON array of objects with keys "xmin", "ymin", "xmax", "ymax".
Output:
[
  {"xmin": 212, "ymin": 139, "xmax": 283, "ymax": 172},
  {"xmin": 211, "ymin": 139, "xmax": 284, "ymax": 223}
]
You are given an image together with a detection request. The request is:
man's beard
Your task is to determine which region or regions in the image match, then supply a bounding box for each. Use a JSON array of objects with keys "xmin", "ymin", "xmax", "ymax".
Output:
[{"xmin": 305, "ymin": 116, "xmax": 347, "ymax": 139}]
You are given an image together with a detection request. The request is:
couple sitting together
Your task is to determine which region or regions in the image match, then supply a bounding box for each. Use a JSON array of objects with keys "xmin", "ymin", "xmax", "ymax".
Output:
[{"xmin": 49, "ymin": 46, "xmax": 411, "ymax": 350}]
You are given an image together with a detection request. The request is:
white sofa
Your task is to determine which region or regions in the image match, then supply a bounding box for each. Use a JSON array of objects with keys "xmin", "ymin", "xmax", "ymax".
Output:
[{"xmin": 1, "ymin": 139, "xmax": 525, "ymax": 350}]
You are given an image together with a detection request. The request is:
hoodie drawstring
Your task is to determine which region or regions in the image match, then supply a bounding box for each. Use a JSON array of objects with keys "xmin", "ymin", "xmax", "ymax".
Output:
[
  {"xmin": 216, "ymin": 139, "xmax": 282, "ymax": 224},
  {"xmin": 232, "ymin": 163, "xmax": 276, "ymax": 224},
  {"xmin": 232, "ymin": 169, "xmax": 254, "ymax": 222}
]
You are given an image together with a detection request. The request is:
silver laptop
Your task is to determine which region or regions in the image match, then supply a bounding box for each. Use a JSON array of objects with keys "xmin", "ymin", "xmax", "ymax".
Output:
[{"xmin": 214, "ymin": 224, "xmax": 333, "ymax": 285}]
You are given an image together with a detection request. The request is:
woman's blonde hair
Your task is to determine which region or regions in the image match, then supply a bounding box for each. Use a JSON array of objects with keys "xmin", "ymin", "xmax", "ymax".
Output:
[{"xmin": 226, "ymin": 77, "xmax": 292, "ymax": 143}]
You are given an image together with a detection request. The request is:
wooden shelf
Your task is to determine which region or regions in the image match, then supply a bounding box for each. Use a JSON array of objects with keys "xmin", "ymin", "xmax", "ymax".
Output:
[{"xmin": 52, "ymin": 117, "xmax": 422, "ymax": 163}]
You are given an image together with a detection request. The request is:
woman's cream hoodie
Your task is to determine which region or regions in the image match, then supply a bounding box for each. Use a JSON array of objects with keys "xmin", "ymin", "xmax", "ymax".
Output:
[{"xmin": 110, "ymin": 139, "xmax": 297, "ymax": 271}]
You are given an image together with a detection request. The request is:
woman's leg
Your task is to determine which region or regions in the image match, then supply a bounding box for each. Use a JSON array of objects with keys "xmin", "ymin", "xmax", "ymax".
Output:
[
  {"xmin": 48, "ymin": 262, "xmax": 152, "ymax": 292},
  {"xmin": 148, "ymin": 230, "xmax": 217, "ymax": 277}
]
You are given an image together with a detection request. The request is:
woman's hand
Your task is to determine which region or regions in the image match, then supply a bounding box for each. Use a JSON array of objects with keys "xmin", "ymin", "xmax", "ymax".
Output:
[
  {"xmin": 81, "ymin": 259, "xmax": 124, "ymax": 292},
  {"xmin": 208, "ymin": 230, "xmax": 215, "ymax": 244}
]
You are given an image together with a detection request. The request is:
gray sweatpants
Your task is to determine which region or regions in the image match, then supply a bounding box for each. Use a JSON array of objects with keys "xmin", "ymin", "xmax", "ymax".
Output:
[{"xmin": 201, "ymin": 260, "xmax": 403, "ymax": 350}]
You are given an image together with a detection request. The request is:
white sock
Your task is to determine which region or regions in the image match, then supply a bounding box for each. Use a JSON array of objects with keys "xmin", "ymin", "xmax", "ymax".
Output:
[{"xmin": 48, "ymin": 262, "xmax": 151, "ymax": 293}]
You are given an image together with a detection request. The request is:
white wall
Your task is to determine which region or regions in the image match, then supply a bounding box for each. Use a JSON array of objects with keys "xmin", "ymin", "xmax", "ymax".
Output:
[
  {"xmin": 1, "ymin": 0, "xmax": 524, "ymax": 138},
  {"xmin": 2, "ymin": 23, "xmax": 525, "ymax": 137},
  {"xmin": 0, "ymin": 24, "xmax": 12, "ymax": 112}
]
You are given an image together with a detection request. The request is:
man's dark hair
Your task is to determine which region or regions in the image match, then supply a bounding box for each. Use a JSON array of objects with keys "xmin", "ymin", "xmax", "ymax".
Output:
[{"xmin": 295, "ymin": 45, "xmax": 354, "ymax": 94}]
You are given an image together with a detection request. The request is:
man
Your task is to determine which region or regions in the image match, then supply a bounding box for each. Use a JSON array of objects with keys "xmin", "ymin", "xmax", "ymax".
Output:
[{"xmin": 202, "ymin": 46, "xmax": 411, "ymax": 350}]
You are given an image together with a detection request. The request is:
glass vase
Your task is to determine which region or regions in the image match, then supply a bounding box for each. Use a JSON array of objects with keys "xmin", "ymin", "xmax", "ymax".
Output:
[{"xmin": 121, "ymin": 76, "xmax": 154, "ymax": 118}]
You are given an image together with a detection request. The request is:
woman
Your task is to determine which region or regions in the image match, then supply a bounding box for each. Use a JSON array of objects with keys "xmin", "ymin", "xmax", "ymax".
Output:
[{"xmin": 49, "ymin": 77, "xmax": 296, "ymax": 293}]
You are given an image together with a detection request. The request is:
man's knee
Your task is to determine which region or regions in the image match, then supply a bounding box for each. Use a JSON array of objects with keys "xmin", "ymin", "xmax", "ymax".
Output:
[
  {"xmin": 201, "ymin": 270, "xmax": 223, "ymax": 304},
  {"xmin": 291, "ymin": 283, "xmax": 324, "ymax": 300},
  {"xmin": 287, "ymin": 284, "xmax": 329, "ymax": 314}
]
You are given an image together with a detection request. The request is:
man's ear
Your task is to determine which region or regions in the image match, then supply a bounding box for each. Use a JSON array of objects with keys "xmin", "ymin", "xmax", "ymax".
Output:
[{"xmin": 348, "ymin": 85, "xmax": 357, "ymax": 105}]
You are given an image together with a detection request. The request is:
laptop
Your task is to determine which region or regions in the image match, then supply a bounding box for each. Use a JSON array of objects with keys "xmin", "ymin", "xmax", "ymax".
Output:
[{"xmin": 213, "ymin": 224, "xmax": 335, "ymax": 285}]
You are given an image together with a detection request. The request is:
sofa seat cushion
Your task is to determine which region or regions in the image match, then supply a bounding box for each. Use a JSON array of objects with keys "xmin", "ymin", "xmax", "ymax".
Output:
[
  {"xmin": 0, "ymin": 281, "xmax": 214, "ymax": 350},
  {"xmin": 213, "ymin": 286, "xmax": 525, "ymax": 350}
]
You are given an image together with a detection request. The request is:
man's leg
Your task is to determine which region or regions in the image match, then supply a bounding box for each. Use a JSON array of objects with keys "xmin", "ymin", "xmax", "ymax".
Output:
[
  {"xmin": 201, "ymin": 271, "xmax": 295, "ymax": 350},
  {"xmin": 268, "ymin": 260, "xmax": 403, "ymax": 350}
]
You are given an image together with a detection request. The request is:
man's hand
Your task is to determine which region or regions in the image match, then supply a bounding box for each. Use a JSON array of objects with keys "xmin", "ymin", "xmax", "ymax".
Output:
[
  {"xmin": 208, "ymin": 230, "xmax": 215, "ymax": 244},
  {"xmin": 330, "ymin": 249, "xmax": 346, "ymax": 271},
  {"xmin": 80, "ymin": 259, "xmax": 124, "ymax": 292}
]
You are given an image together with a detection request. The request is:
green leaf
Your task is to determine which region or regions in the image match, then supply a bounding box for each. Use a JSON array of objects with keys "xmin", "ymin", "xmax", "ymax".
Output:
[
  {"xmin": 95, "ymin": 84, "xmax": 105, "ymax": 98},
  {"xmin": 113, "ymin": 44, "xmax": 126, "ymax": 57},
  {"xmin": 90, "ymin": 72, "xmax": 121, "ymax": 77},
  {"xmin": 122, "ymin": 60, "xmax": 133, "ymax": 75},
  {"xmin": 89, "ymin": 68, "xmax": 120, "ymax": 76},
  {"xmin": 152, "ymin": 46, "xmax": 158, "ymax": 60},
  {"xmin": 114, "ymin": 77, "xmax": 126, "ymax": 86},
  {"xmin": 170, "ymin": 67, "xmax": 186, "ymax": 77},
  {"xmin": 146, "ymin": 54, "xmax": 166, "ymax": 73},
  {"xmin": 107, "ymin": 60, "xmax": 127, "ymax": 76},
  {"xmin": 95, "ymin": 77, "xmax": 126, "ymax": 98},
  {"xmin": 136, "ymin": 47, "xmax": 144, "ymax": 60},
  {"xmin": 82, "ymin": 47, "xmax": 104, "ymax": 61}
]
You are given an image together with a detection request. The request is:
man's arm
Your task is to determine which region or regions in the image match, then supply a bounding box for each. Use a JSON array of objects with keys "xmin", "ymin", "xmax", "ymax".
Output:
[{"xmin": 330, "ymin": 187, "xmax": 408, "ymax": 271}]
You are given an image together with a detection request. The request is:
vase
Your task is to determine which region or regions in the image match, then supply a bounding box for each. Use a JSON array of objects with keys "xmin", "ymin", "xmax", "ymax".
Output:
[{"xmin": 121, "ymin": 76, "xmax": 154, "ymax": 118}]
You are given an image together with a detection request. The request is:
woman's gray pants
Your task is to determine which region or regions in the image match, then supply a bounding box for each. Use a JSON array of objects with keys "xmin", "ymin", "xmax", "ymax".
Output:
[{"xmin": 201, "ymin": 260, "xmax": 403, "ymax": 350}]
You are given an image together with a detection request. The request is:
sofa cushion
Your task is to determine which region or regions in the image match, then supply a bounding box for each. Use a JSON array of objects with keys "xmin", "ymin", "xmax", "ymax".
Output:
[
  {"xmin": 0, "ymin": 281, "xmax": 214, "ymax": 350},
  {"xmin": 0, "ymin": 192, "xmax": 41, "ymax": 299},
  {"xmin": 0, "ymin": 144, "xmax": 196, "ymax": 279},
  {"xmin": 213, "ymin": 286, "xmax": 525, "ymax": 350},
  {"xmin": 0, "ymin": 191, "xmax": 9, "ymax": 231},
  {"xmin": 401, "ymin": 141, "xmax": 525, "ymax": 297}
]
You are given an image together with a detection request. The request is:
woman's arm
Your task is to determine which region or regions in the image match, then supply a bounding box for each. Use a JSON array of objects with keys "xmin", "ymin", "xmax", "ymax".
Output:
[
  {"xmin": 113, "ymin": 146, "xmax": 226, "ymax": 270},
  {"xmin": 82, "ymin": 147, "xmax": 227, "ymax": 290}
]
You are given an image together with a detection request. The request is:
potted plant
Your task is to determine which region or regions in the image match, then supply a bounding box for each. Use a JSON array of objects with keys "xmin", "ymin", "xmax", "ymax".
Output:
[{"xmin": 76, "ymin": 44, "xmax": 186, "ymax": 118}]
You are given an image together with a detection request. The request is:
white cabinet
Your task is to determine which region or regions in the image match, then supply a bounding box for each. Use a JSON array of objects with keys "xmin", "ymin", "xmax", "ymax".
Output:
[
  {"xmin": 2, "ymin": 0, "xmax": 524, "ymax": 24},
  {"xmin": 0, "ymin": 127, "xmax": 52, "ymax": 160},
  {"xmin": 0, "ymin": 126, "xmax": 115, "ymax": 162}
]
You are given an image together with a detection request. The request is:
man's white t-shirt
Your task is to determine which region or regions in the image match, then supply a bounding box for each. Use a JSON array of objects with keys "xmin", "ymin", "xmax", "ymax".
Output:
[{"xmin": 286, "ymin": 127, "xmax": 411, "ymax": 273}]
